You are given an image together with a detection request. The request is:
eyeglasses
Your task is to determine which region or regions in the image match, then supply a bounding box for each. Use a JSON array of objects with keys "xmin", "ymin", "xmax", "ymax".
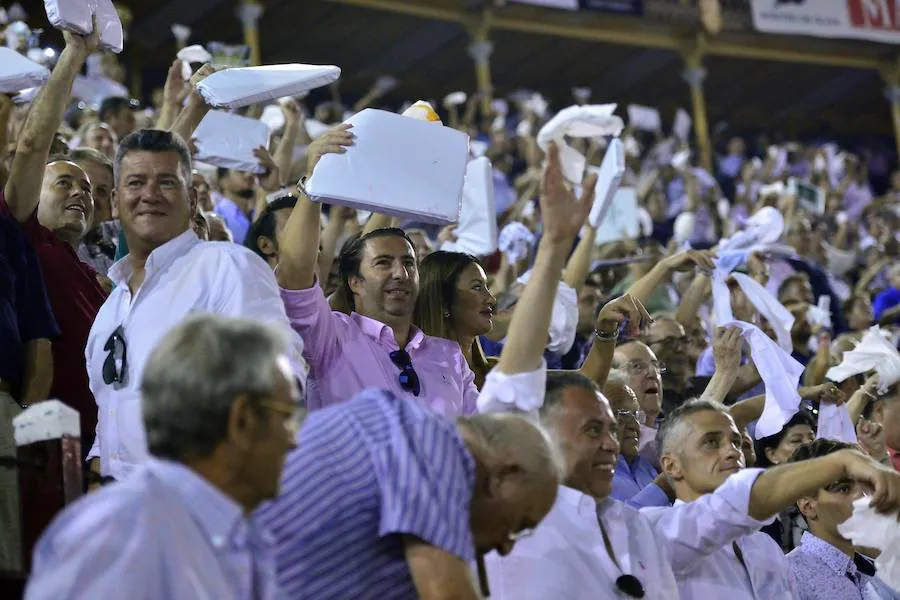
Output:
[
  {"xmin": 616, "ymin": 409, "xmax": 646, "ymax": 425},
  {"xmin": 616, "ymin": 574, "xmax": 646, "ymax": 598},
  {"xmin": 258, "ymin": 400, "xmax": 303, "ymax": 437},
  {"xmin": 389, "ymin": 349, "xmax": 421, "ymax": 397},
  {"xmin": 102, "ymin": 325, "xmax": 128, "ymax": 385},
  {"xmin": 622, "ymin": 360, "xmax": 666, "ymax": 377}
]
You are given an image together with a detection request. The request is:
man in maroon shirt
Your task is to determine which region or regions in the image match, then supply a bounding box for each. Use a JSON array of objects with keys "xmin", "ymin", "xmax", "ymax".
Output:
[{"xmin": 3, "ymin": 23, "xmax": 106, "ymax": 453}]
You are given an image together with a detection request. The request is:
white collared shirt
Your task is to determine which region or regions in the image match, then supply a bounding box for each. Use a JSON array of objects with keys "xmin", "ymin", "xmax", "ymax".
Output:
[
  {"xmin": 641, "ymin": 468, "xmax": 799, "ymax": 600},
  {"xmin": 485, "ymin": 486, "xmax": 680, "ymax": 599},
  {"xmin": 85, "ymin": 230, "xmax": 307, "ymax": 480}
]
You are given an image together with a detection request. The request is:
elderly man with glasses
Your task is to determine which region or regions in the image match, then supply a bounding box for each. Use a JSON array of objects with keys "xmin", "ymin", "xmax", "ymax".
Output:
[
  {"xmin": 603, "ymin": 371, "xmax": 659, "ymax": 502},
  {"xmin": 26, "ymin": 315, "xmax": 305, "ymax": 600}
]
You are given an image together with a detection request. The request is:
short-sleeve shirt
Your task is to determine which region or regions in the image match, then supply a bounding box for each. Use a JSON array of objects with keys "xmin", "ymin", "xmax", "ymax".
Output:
[
  {"xmin": 255, "ymin": 388, "xmax": 476, "ymax": 600},
  {"xmin": 0, "ymin": 194, "xmax": 106, "ymax": 441}
]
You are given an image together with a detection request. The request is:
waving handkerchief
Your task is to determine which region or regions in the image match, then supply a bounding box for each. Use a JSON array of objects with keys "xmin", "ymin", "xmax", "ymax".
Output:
[
  {"xmin": 719, "ymin": 206, "xmax": 785, "ymax": 253},
  {"xmin": 516, "ymin": 272, "xmax": 578, "ymax": 355},
  {"xmin": 826, "ymin": 326, "xmax": 900, "ymax": 392},
  {"xmin": 536, "ymin": 104, "xmax": 625, "ymax": 184},
  {"xmin": 177, "ymin": 44, "xmax": 212, "ymax": 79},
  {"xmin": 728, "ymin": 321, "xmax": 804, "ymax": 438},
  {"xmin": 441, "ymin": 157, "xmax": 497, "ymax": 257},
  {"xmin": 0, "ymin": 47, "xmax": 49, "ymax": 93},
  {"xmin": 197, "ymin": 64, "xmax": 341, "ymax": 109},
  {"xmin": 499, "ymin": 221, "xmax": 535, "ymax": 264},
  {"xmin": 193, "ymin": 110, "xmax": 270, "ymax": 173},
  {"xmin": 807, "ymin": 295, "xmax": 832, "ymax": 331},
  {"xmin": 443, "ymin": 91, "xmax": 467, "ymax": 108},
  {"xmin": 816, "ymin": 402, "xmax": 856, "ymax": 443},
  {"xmin": 838, "ymin": 497, "xmax": 900, "ymax": 590}
]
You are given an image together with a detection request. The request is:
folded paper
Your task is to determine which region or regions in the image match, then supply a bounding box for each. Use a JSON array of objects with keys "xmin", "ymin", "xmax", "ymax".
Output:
[
  {"xmin": 0, "ymin": 47, "xmax": 49, "ymax": 93},
  {"xmin": 536, "ymin": 104, "xmax": 624, "ymax": 183},
  {"xmin": 499, "ymin": 221, "xmax": 535, "ymax": 264},
  {"xmin": 593, "ymin": 188, "xmax": 639, "ymax": 245},
  {"xmin": 838, "ymin": 497, "xmax": 900, "ymax": 590},
  {"xmin": 306, "ymin": 109, "xmax": 468, "ymax": 225},
  {"xmin": 826, "ymin": 326, "xmax": 900, "ymax": 392},
  {"xmin": 43, "ymin": 0, "xmax": 123, "ymax": 53},
  {"xmin": 193, "ymin": 110, "xmax": 270, "ymax": 174},
  {"xmin": 588, "ymin": 138, "xmax": 626, "ymax": 229},
  {"xmin": 816, "ymin": 402, "xmax": 857, "ymax": 444},
  {"xmin": 441, "ymin": 157, "xmax": 497, "ymax": 257},
  {"xmin": 197, "ymin": 64, "xmax": 341, "ymax": 109},
  {"xmin": 627, "ymin": 104, "xmax": 661, "ymax": 131},
  {"xmin": 516, "ymin": 272, "xmax": 578, "ymax": 355}
]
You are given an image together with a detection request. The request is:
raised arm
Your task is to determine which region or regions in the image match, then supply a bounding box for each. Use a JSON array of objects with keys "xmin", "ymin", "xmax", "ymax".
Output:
[
  {"xmin": 155, "ymin": 59, "xmax": 189, "ymax": 131},
  {"xmin": 561, "ymin": 224, "xmax": 596, "ymax": 293},
  {"xmin": 698, "ymin": 326, "xmax": 743, "ymax": 405},
  {"xmin": 627, "ymin": 250, "xmax": 716, "ymax": 309},
  {"xmin": 274, "ymin": 99, "xmax": 302, "ymax": 183},
  {"xmin": 169, "ymin": 64, "xmax": 216, "ymax": 143},
  {"xmin": 277, "ymin": 125, "xmax": 354, "ymax": 290},
  {"xmin": 5, "ymin": 26, "xmax": 98, "ymax": 222},
  {"xmin": 580, "ymin": 293, "xmax": 651, "ymax": 387}
]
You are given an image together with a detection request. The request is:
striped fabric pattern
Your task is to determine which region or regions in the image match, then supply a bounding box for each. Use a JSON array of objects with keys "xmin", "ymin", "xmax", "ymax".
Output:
[{"xmin": 255, "ymin": 388, "xmax": 476, "ymax": 600}]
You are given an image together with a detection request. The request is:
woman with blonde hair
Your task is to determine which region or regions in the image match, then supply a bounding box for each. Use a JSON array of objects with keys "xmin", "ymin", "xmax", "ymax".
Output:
[{"xmin": 414, "ymin": 251, "xmax": 497, "ymax": 389}]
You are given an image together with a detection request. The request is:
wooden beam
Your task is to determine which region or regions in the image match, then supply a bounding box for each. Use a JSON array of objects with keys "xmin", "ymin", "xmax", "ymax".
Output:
[{"xmin": 329, "ymin": 0, "xmax": 884, "ymax": 71}]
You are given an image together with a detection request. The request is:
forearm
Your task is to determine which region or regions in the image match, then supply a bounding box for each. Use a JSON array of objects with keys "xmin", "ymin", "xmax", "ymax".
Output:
[
  {"xmin": 274, "ymin": 121, "xmax": 300, "ymax": 184},
  {"xmin": 699, "ymin": 366, "xmax": 739, "ymax": 406},
  {"xmin": 276, "ymin": 193, "xmax": 323, "ymax": 290},
  {"xmin": 804, "ymin": 340, "xmax": 830, "ymax": 386},
  {"xmin": 317, "ymin": 213, "xmax": 346, "ymax": 281},
  {"xmin": 170, "ymin": 98, "xmax": 210, "ymax": 143},
  {"xmin": 155, "ymin": 100, "xmax": 181, "ymax": 131},
  {"xmin": 879, "ymin": 303, "xmax": 900, "ymax": 325},
  {"xmin": 20, "ymin": 339, "xmax": 53, "ymax": 403},
  {"xmin": 748, "ymin": 454, "xmax": 844, "ymax": 520},
  {"xmin": 675, "ymin": 274, "xmax": 710, "ymax": 325},
  {"xmin": 728, "ymin": 394, "xmax": 765, "ymax": 430},
  {"xmin": 626, "ymin": 263, "xmax": 671, "ymax": 307},
  {"xmin": 5, "ymin": 46, "xmax": 84, "ymax": 222},
  {"xmin": 562, "ymin": 226, "xmax": 595, "ymax": 292},
  {"xmin": 579, "ymin": 334, "xmax": 615, "ymax": 387},
  {"xmin": 496, "ymin": 239, "xmax": 569, "ymax": 374}
]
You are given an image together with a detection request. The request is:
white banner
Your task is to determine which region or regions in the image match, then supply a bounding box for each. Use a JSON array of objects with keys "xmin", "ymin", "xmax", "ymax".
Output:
[
  {"xmin": 509, "ymin": 0, "xmax": 579, "ymax": 9},
  {"xmin": 749, "ymin": 0, "xmax": 900, "ymax": 45}
]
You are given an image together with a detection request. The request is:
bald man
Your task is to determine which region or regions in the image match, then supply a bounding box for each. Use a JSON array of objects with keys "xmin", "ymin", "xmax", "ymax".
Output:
[
  {"xmin": 604, "ymin": 371, "xmax": 658, "ymax": 502},
  {"xmin": 613, "ymin": 341, "xmax": 663, "ymax": 437}
]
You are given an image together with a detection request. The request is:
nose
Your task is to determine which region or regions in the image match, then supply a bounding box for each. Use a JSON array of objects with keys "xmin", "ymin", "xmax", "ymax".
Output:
[
  {"xmin": 723, "ymin": 442, "xmax": 742, "ymax": 464},
  {"xmin": 391, "ymin": 261, "xmax": 410, "ymax": 280},
  {"xmin": 602, "ymin": 431, "xmax": 620, "ymax": 454}
]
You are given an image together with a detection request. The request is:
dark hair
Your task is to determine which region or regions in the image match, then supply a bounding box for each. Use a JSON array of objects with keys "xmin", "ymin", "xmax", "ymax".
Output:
[
  {"xmin": 658, "ymin": 398, "xmax": 731, "ymax": 455},
  {"xmin": 777, "ymin": 273, "xmax": 810, "ymax": 302},
  {"xmin": 99, "ymin": 96, "xmax": 134, "ymax": 123},
  {"xmin": 114, "ymin": 129, "xmax": 192, "ymax": 185},
  {"xmin": 245, "ymin": 195, "xmax": 298, "ymax": 260},
  {"xmin": 332, "ymin": 227, "xmax": 415, "ymax": 312},
  {"xmin": 753, "ymin": 411, "xmax": 817, "ymax": 468},
  {"xmin": 788, "ymin": 438, "xmax": 852, "ymax": 464},
  {"xmin": 217, "ymin": 167, "xmax": 230, "ymax": 180},
  {"xmin": 540, "ymin": 371, "xmax": 600, "ymax": 421},
  {"xmin": 69, "ymin": 147, "xmax": 114, "ymax": 176}
]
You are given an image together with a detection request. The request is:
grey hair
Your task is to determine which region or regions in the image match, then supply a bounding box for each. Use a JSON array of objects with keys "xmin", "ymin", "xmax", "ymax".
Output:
[
  {"xmin": 658, "ymin": 398, "xmax": 731, "ymax": 456},
  {"xmin": 69, "ymin": 147, "xmax": 114, "ymax": 176},
  {"xmin": 141, "ymin": 314, "xmax": 288, "ymax": 461},
  {"xmin": 460, "ymin": 413, "xmax": 565, "ymax": 484},
  {"xmin": 114, "ymin": 129, "xmax": 192, "ymax": 185}
]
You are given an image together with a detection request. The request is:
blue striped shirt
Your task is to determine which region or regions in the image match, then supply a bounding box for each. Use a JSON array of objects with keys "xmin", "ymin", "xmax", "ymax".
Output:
[{"xmin": 255, "ymin": 388, "xmax": 476, "ymax": 599}]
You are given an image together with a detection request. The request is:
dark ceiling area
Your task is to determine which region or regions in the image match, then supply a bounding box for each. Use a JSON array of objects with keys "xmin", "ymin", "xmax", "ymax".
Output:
[{"xmin": 11, "ymin": 0, "xmax": 895, "ymax": 139}]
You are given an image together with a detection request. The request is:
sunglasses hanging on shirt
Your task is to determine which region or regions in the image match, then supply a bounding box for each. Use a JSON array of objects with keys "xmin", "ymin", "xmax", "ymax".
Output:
[
  {"xmin": 102, "ymin": 325, "xmax": 128, "ymax": 386},
  {"xmin": 389, "ymin": 349, "xmax": 421, "ymax": 397}
]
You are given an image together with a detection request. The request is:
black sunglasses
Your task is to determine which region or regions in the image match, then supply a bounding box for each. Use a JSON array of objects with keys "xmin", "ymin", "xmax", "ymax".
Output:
[
  {"xmin": 616, "ymin": 574, "xmax": 645, "ymax": 598},
  {"xmin": 389, "ymin": 349, "xmax": 421, "ymax": 397},
  {"xmin": 102, "ymin": 325, "xmax": 128, "ymax": 386}
]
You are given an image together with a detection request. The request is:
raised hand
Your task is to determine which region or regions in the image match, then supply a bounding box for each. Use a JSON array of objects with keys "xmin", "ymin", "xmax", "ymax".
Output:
[
  {"xmin": 281, "ymin": 98, "xmax": 303, "ymax": 126},
  {"xmin": 539, "ymin": 141, "xmax": 596, "ymax": 245},
  {"xmin": 596, "ymin": 293, "xmax": 652, "ymax": 340},
  {"xmin": 62, "ymin": 16, "xmax": 101, "ymax": 57},
  {"xmin": 305, "ymin": 124, "xmax": 354, "ymax": 179},
  {"xmin": 163, "ymin": 59, "xmax": 190, "ymax": 106},
  {"xmin": 660, "ymin": 249, "xmax": 718, "ymax": 274},
  {"xmin": 712, "ymin": 325, "xmax": 744, "ymax": 373},
  {"xmin": 834, "ymin": 449, "xmax": 900, "ymax": 514},
  {"xmin": 253, "ymin": 146, "xmax": 281, "ymax": 192}
]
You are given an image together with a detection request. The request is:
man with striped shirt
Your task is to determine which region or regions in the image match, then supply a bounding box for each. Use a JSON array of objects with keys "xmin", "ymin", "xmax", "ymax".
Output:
[{"xmin": 255, "ymin": 388, "xmax": 562, "ymax": 599}]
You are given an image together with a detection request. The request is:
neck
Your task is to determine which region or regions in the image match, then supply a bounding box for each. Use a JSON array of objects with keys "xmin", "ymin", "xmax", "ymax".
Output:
[
  {"xmin": 456, "ymin": 333, "xmax": 476, "ymax": 365},
  {"xmin": 814, "ymin": 528, "xmax": 855, "ymax": 557},
  {"xmin": 183, "ymin": 457, "xmax": 260, "ymax": 516},
  {"xmin": 673, "ymin": 481, "xmax": 705, "ymax": 503},
  {"xmin": 622, "ymin": 453, "xmax": 637, "ymax": 466}
]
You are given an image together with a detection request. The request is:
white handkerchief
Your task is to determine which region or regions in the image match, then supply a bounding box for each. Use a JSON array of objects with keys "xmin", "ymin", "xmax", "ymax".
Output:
[
  {"xmin": 260, "ymin": 104, "xmax": 285, "ymax": 132},
  {"xmin": 838, "ymin": 497, "xmax": 900, "ymax": 590},
  {"xmin": 719, "ymin": 206, "xmax": 785, "ymax": 253},
  {"xmin": 44, "ymin": 0, "xmax": 123, "ymax": 53},
  {"xmin": 593, "ymin": 187, "xmax": 639, "ymax": 245},
  {"xmin": 807, "ymin": 296, "xmax": 832, "ymax": 331},
  {"xmin": 193, "ymin": 110, "xmax": 270, "ymax": 174},
  {"xmin": 306, "ymin": 109, "xmax": 468, "ymax": 225},
  {"xmin": 728, "ymin": 321, "xmax": 804, "ymax": 439},
  {"xmin": 443, "ymin": 91, "xmax": 467, "ymax": 107},
  {"xmin": 671, "ymin": 148, "xmax": 691, "ymax": 170},
  {"xmin": 0, "ymin": 48, "xmax": 49, "ymax": 93},
  {"xmin": 440, "ymin": 157, "xmax": 497, "ymax": 257},
  {"xmin": 826, "ymin": 326, "xmax": 900, "ymax": 392},
  {"xmin": 588, "ymin": 138, "xmax": 626, "ymax": 228},
  {"xmin": 197, "ymin": 64, "xmax": 341, "ymax": 109},
  {"xmin": 516, "ymin": 272, "xmax": 578, "ymax": 355},
  {"xmin": 627, "ymin": 104, "xmax": 661, "ymax": 131},
  {"xmin": 673, "ymin": 108, "xmax": 692, "ymax": 140},
  {"xmin": 178, "ymin": 44, "xmax": 212, "ymax": 65},
  {"xmin": 498, "ymin": 222, "xmax": 535, "ymax": 264},
  {"xmin": 536, "ymin": 104, "xmax": 624, "ymax": 184},
  {"xmin": 815, "ymin": 403, "xmax": 857, "ymax": 443}
]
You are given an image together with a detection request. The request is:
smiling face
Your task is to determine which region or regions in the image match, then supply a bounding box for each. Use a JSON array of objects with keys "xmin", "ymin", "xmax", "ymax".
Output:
[
  {"xmin": 350, "ymin": 235, "xmax": 420, "ymax": 321},
  {"xmin": 604, "ymin": 380, "xmax": 641, "ymax": 461},
  {"xmin": 114, "ymin": 150, "xmax": 193, "ymax": 257},
  {"xmin": 75, "ymin": 159, "xmax": 113, "ymax": 225},
  {"xmin": 450, "ymin": 262, "xmax": 496, "ymax": 337},
  {"xmin": 84, "ymin": 123, "xmax": 117, "ymax": 159},
  {"xmin": 38, "ymin": 160, "xmax": 94, "ymax": 246}
]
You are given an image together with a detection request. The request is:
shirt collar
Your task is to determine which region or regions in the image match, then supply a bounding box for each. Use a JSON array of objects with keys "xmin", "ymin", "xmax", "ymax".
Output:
[
  {"xmin": 145, "ymin": 457, "xmax": 259, "ymax": 551},
  {"xmin": 109, "ymin": 229, "xmax": 200, "ymax": 286},
  {"xmin": 556, "ymin": 485, "xmax": 601, "ymax": 518},
  {"xmin": 350, "ymin": 312, "xmax": 427, "ymax": 351},
  {"xmin": 799, "ymin": 532, "xmax": 864, "ymax": 580}
]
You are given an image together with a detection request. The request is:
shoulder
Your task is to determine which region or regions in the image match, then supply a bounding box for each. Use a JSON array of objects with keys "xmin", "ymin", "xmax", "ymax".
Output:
[{"xmin": 189, "ymin": 241, "xmax": 270, "ymax": 273}]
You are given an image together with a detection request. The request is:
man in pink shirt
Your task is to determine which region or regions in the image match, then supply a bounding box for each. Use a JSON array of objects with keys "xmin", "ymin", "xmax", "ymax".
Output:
[{"xmin": 275, "ymin": 125, "xmax": 479, "ymax": 416}]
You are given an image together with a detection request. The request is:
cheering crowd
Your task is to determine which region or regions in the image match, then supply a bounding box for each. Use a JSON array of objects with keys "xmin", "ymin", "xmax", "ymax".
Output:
[{"xmin": 3, "ymin": 5, "xmax": 900, "ymax": 600}]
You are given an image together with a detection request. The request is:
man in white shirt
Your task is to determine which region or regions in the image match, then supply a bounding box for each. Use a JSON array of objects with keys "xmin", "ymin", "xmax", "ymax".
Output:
[
  {"xmin": 485, "ymin": 371, "xmax": 681, "ymax": 599},
  {"xmin": 85, "ymin": 128, "xmax": 306, "ymax": 482},
  {"xmin": 643, "ymin": 399, "xmax": 900, "ymax": 600}
]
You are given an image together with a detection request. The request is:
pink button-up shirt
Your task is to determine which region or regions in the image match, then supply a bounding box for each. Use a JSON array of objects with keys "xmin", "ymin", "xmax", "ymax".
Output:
[{"xmin": 281, "ymin": 283, "xmax": 479, "ymax": 417}]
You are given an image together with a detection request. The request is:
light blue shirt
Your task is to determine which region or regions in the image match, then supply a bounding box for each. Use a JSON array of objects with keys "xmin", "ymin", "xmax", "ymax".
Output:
[
  {"xmin": 26, "ymin": 458, "xmax": 281, "ymax": 600},
  {"xmin": 611, "ymin": 454, "xmax": 658, "ymax": 502}
]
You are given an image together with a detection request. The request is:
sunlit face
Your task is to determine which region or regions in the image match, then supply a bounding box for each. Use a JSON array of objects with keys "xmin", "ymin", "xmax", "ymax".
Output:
[
  {"xmin": 614, "ymin": 342, "xmax": 663, "ymax": 425},
  {"xmin": 221, "ymin": 168, "xmax": 256, "ymax": 200},
  {"xmin": 351, "ymin": 236, "xmax": 420, "ymax": 320},
  {"xmin": 38, "ymin": 161, "xmax": 94, "ymax": 245},
  {"xmin": 781, "ymin": 279, "xmax": 814, "ymax": 306},
  {"xmin": 449, "ymin": 263, "xmax": 495, "ymax": 337},
  {"xmin": 191, "ymin": 172, "xmax": 213, "ymax": 212},
  {"xmin": 84, "ymin": 124, "xmax": 117, "ymax": 159},
  {"xmin": 604, "ymin": 382, "xmax": 641, "ymax": 461},
  {"xmin": 799, "ymin": 478, "xmax": 869, "ymax": 544},
  {"xmin": 765, "ymin": 423, "xmax": 815, "ymax": 466},
  {"xmin": 662, "ymin": 410, "xmax": 744, "ymax": 499},
  {"xmin": 76, "ymin": 159, "xmax": 113, "ymax": 225},
  {"xmin": 114, "ymin": 150, "xmax": 193, "ymax": 253}
]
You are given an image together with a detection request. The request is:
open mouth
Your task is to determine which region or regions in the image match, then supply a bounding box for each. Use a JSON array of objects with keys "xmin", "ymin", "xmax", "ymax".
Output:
[
  {"xmin": 644, "ymin": 385, "xmax": 659, "ymax": 395},
  {"xmin": 385, "ymin": 289, "xmax": 410, "ymax": 299},
  {"xmin": 480, "ymin": 308, "xmax": 494, "ymax": 317},
  {"xmin": 65, "ymin": 204, "xmax": 85, "ymax": 216}
]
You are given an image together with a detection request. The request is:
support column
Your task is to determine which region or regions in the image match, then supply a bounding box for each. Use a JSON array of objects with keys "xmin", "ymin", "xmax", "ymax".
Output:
[
  {"xmin": 467, "ymin": 10, "xmax": 494, "ymax": 118},
  {"xmin": 882, "ymin": 59, "xmax": 900, "ymax": 161},
  {"xmin": 681, "ymin": 38, "xmax": 712, "ymax": 172},
  {"xmin": 238, "ymin": 0, "xmax": 264, "ymax": 66}
]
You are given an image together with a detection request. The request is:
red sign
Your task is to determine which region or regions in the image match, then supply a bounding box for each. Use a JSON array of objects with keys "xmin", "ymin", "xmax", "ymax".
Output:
[{"xmin": 848, "ymin": 0, "xmax": 900, "ymax": 31}]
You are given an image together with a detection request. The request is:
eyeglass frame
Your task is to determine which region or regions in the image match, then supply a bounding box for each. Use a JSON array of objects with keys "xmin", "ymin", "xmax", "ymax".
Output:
[
  {"xmin": 621, "ymin": 360, "xmax": 666, "ymax": 377},
  {"xmin": 256, "ymin": 399, "xmax": 304, "ymax": 437},
  {"xmin": 615, "ymin": 408, "xmax": 646, "ymax": 425}
]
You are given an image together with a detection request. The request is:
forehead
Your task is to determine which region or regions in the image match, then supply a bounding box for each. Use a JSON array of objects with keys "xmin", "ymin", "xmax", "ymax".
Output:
[
  {"xmin": 616, "ymin": 342, "xmax": 657, "ymax": 362},
  {"xmin": 560, "ymin": 385, "xmax": 614, "ymax": 421},
  {"xmin": 782, "ymin": 423, "xmax": 814, "ymax": 438},
  {"xmin": 88, "ymin": 125, "xmax": 113, "ymax": 137},
  {"xmin": 603, "ymin": 384, "xmax": 639, "ymax": 411},
  {"xmin": 649, "ymin": 319, "xmax": 685, "ymax": 337},
  {"xmin": 362, "ymin": 235, "xmax": 415, "ymax": 259},
  {"xmin": 191, "ymin": 172, "xmax": 208, "ymax": 186},
  {"xmin": 457, "ymin": 262, "xmax": 487, "ymax": 283},
  {"xmin": 75, "ymin": 160, "xmax": 112, "ymax": 184},
  {"xmin": 685, "ymin": 410, "xmax": 739, "ymax": 439},
  {"xmin": 46, "ymin": 160, "xmax": 89, "ymax": 182},
  {"xmin": 119, "ymin": 150, "xmax": 185, "ymax": 178}
]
